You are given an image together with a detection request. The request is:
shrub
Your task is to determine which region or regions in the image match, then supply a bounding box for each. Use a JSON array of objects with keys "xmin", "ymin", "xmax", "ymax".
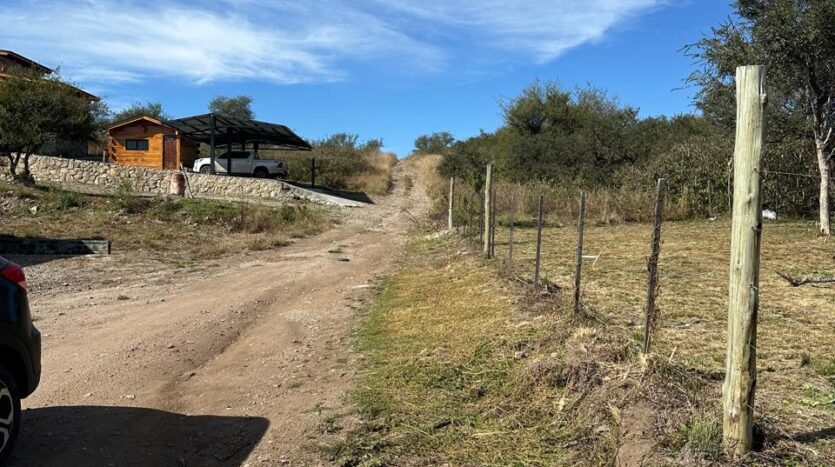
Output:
[{"xmin": 42, "ymin": 188, "xmax": 84, "ymax": 213}]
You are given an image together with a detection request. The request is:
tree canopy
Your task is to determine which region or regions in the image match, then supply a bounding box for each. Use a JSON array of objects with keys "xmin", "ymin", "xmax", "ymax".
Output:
[
  {"xmin": 0, "ymin": 68, "xmax": 107, "ymax": 181},
  {"xmin": 687, "ymin": 0, "xmax": 835, "ymax": 233},
  {"xmin": 111, "ymin": 101, "xmax": 169, "ymax": 123},
  {"xmin": 209, "ymin": 95, "xmax": 254, "ymax": 120},
  {"xmin": 414, "ymin": 132, "xmax": 455, "ymax": 155}
]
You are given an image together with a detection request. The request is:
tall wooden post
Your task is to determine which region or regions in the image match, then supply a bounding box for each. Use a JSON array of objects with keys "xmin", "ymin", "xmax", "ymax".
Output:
[
  {"xmin": 310, "ymin": 158, "xmax": 316, "ymax": 187},
  {"xmin": 533, "ymin": 195, "xmax": 544, "ymax": 286},
  {"xmin": 483, "ymin": 164, "xmax": 493, "ymax": 257},
  {"xmin": 643, "ymin": 179, "xmax": 666, "ymax": 354},
  {"xmin": 723, "ymin": 65, "xmax": 766, "ymax": 458},
  {"xmin": 573, "ymin": 192, "xmax": 586, "ymax": 315},
  {"xmin": 489, "ymin": 187, "xmax": 497, "ymax": 258},
  {"xmin": 508, "ymin": 192, "xmax": 515, "ymax": 272},
  {"xmin": 448, "ymin": 177, "xmax": 455, "ymax": 231}
]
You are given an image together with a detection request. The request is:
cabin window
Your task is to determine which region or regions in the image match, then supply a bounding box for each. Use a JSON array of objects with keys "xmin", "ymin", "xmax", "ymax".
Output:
[{"xmin": 125, "ymin": 139, "xmax": 149, "ymax": 151}]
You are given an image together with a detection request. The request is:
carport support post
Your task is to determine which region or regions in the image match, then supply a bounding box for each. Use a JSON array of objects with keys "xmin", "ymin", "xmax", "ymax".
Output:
[
  {"xmin": 226, "ymin": 128, "xmax": 233, "ymax": 175},
  {"xmin": 723, "ymin": 65, "xmax": 765, "ymax": 458},
  {"xmin": 209, "ymin": 113, "xmax": 217, "ymax": 175},
  {"xmin": 483, "ymin": 164, "xmax": 492, "ymax": 257}
]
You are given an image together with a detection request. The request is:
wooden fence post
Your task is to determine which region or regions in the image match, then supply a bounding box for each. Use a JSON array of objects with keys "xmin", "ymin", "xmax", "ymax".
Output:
[
  {"xmin": 642, "ymin": 178, "xmax": 667, "ymax": 354},
  {"xmin": 508, "ymin": 192, "xmax": 515, "ymax": 272},
  {"xmin": 483, "ymin": 164, "xmax": 493, "ymax": 257},
  {"xmin": 310, "ymin": 158, "xmax": 316, "ymax": 187},
  {"xmin": 533, "ymin": 195, "xmax": 544, "ymax": 286},
  {"xmin": 448, "ymin": 177, "xmax": 455, "ymax": 231},
  {"xmin": 573, "ymin": 192, "xmax": 586, "ymax": 315},
  {"xmin": 723, "ymin": 65, "xmax": 766, "ymax": 458},
  {"xmin": 489, "ymin": 187, "xmax": 497, "ymax": 258}
]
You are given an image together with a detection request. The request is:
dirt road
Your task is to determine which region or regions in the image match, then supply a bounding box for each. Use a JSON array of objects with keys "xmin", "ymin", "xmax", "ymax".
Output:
[{"xmin": 10, "ymin": 159, "xmax": 430, "ymax": 466}]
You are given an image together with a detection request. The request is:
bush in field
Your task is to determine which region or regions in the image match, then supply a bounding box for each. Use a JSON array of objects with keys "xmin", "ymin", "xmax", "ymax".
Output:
[
  {"xmin": 436, "ymin": 79, "xmax": 821, "ymax": 222},
  {"xmin": 264, "ymin": 133, "xmax": 394, "ymax": 194}
]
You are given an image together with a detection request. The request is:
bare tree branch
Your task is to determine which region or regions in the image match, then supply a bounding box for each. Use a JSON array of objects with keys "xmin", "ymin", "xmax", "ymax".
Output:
[{"xmin": 776, "ymin": 271, "xmax": 835, "ymax": 287}]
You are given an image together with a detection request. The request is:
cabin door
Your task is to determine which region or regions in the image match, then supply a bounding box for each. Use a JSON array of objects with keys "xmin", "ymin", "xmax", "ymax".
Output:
[{"xmin": 162, "ymin": 135, "xmax": 177, "ymax": 169}]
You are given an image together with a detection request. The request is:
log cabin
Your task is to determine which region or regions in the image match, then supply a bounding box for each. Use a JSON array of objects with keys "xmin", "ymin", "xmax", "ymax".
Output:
[{"xmin": 106, "ymin": 116, "xmax": 199, "ymax": 170}]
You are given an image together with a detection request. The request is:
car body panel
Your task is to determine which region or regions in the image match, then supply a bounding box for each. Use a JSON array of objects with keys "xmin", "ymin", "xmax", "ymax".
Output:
[
  {"xmin": 0, "ymin": 257, "xmax": 41, "ymax": 398},
  {"xmin": 192, "ymin": 151, "xmax": 287, "ymax": 178}
]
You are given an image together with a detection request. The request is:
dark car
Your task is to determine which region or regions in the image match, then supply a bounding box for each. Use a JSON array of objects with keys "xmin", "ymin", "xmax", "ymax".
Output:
[{"xmin": 0, "ymin": 257, "xmax": 41, "ymax": 461}]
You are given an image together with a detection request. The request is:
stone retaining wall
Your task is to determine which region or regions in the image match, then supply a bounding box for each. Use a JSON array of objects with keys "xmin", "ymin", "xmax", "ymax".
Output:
[{"xmin": 21, "ymin": 154, "xmax": 300, "ymax": 203}]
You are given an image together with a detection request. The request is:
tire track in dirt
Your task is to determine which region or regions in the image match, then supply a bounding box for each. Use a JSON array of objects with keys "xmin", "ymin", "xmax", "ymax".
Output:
[{"xmin": 10, "ymin": 158, "xmax": 432, "ymax": 466}]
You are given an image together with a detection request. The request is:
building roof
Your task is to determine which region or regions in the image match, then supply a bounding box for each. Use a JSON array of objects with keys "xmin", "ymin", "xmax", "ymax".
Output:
[
  {"xmin": 106, "ymin": 115, "xmax": 169, "ymax": 131},
  {"xmin": 0, "ymin": 50, "xmax": 98, "ymax": 100},
  {"xmin": 0, "ymin": 50, "xmax": 52, "ymax": 74},
  {"xmin": 166, "ymin": 113, "xmax": 311, "ymax": 151}
]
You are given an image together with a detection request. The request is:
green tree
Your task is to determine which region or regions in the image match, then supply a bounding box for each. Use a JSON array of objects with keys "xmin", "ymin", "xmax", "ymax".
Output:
[
  {"xmin": 111, "ymin": 101, "xmax": 169, "ymax": 123},
  {"xmin": 688, "ymin": 0, "xmax": 835, "ymax": 234},
  {"xmin": 414, "ymin": 132, "xmax": 455, "ymax": 154},
  {"xmin": 360, "ymin": 138, "xmax": 384, "ymax": 153},
  {"xmin": 498, "ymin": 82, "xmax": 639, "ymax": 185},
  {"xmin": 0, "ymin": 68, "xmax": 107, "ymax": 181},
  {"xmin": 209, "ymin": 95, "xmax": 254, "ymax": 120}
]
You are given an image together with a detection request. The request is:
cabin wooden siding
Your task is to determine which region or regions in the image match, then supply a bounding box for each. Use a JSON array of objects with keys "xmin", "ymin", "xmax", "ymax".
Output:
[{"xmin": 106, "ymin": 119, "xmax": 197, "ymax": 169}]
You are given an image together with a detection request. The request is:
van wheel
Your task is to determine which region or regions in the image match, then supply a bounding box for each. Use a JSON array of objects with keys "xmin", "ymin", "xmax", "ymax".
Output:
[
  {"xmin": 0, "ymin": 366, "xmax": 21, "ymax": 463},
  {"xmin": 254, "ymin": 167, "xmax": 269, "ymax": 178},
  {"xmin": 199, "ymin": 166, "xmax": 212, "ymax": 174}
]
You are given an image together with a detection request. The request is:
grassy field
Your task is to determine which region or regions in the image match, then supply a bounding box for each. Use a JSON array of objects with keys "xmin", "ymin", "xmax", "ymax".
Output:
[
  {"xmin": 0, "ymin": 181, "xmax": 333, "ymax": 262},
  {"xmin": 327, "ymin": 217, "xmax": 834, "ymax": 465}
]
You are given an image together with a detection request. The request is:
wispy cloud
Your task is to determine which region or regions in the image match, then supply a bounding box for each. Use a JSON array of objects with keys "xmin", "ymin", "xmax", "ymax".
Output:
[
  {"xmin": 0, "ymin": 0, "xmax": 663, "ymax": 87},
  {"xmin": 370, "ymin": 0, "xmax": 664, "ymax": 62},
  {"xmin": 0, "ymin": 0, "xmax": 441, "ymax": 86}
]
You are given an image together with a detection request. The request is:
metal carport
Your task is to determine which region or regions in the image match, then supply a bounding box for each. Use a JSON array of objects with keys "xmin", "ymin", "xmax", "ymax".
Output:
[{"xmin": 166, "ymin": 113, "xmax": 311, "ymax": 175}]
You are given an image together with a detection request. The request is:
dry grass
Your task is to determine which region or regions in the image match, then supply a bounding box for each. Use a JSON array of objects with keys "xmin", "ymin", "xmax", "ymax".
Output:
[
  {"xmin": 0, "ymin": 181, "xmax": 333, "ymax": 263},
  {"xmin": 343, "ymin": 151, "xmax": 397, "ymax": 195},
  {"xmin": 493, "ymin": 218, "xmax": 835, "ymax": 462},
  {"xmin": 328, "ymin": 215, "xmax": 834, "ymax": 465}
]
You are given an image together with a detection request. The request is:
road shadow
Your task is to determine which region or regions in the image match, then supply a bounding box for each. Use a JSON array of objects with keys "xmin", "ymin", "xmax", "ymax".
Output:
[
  {"xmin": 0, "ymin": 235, "xmax": 109, "ymax": 256},
  {"xmin": 9, "ymin": 405, "xmax": 269, "ymax": 466},
  {"xmin": 794, "ymin": 426, "xmax": 835, "ymax": 443},
  {"xmin": 283, "ymin": 181, "xmax": 374, "ymax": 205}
]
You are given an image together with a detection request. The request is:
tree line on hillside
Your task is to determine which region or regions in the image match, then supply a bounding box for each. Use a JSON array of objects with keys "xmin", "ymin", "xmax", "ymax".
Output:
[{"xmin": 428, "ymin": 0, "xmax": 834, "ymax": 227}]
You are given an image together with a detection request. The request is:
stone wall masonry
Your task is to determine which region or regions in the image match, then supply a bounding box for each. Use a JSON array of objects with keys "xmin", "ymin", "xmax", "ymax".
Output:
[{"xmin": 7, "ymin": 155, "xmax": 360, "ymax": 207}]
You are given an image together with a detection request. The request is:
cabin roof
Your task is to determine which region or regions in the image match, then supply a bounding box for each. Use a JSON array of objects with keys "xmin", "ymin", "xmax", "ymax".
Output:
[
  {"xmin": 166, "ymin": 113, "xmax": 311, "ymax": 151},
  {"xmin": 107, "ymin": 115, "xmax": 171, "ymax": 131}
]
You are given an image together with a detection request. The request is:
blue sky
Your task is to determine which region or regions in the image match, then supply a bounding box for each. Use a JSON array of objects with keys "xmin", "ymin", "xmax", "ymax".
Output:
[{"xmin": 1, "ymin": 1, "xmax": 734, "ymax": 156}]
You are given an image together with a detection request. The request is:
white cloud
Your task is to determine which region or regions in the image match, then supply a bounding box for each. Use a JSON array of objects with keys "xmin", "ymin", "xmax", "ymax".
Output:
[
  {"xmin": 370, "ymin": 0, "xmax": 664, "ymax": 62},
  {"xmin": 0, "ymin": 0, "xmax": 442, "ymax": 86},
  {"xmin": 0, "ymin": 0, "xmax": 663, "ymax": 87}
]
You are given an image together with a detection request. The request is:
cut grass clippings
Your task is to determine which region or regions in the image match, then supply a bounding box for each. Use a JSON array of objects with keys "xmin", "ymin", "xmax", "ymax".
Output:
[{"xmin": 327, "ymin": 234, "xmax": 572, "ymax": 466}]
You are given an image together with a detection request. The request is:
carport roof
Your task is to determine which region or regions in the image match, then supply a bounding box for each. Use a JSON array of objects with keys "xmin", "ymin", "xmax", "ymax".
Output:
[{"xmin": 165, "ymin": 113, "xmax": 312, "ymax": 151}]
